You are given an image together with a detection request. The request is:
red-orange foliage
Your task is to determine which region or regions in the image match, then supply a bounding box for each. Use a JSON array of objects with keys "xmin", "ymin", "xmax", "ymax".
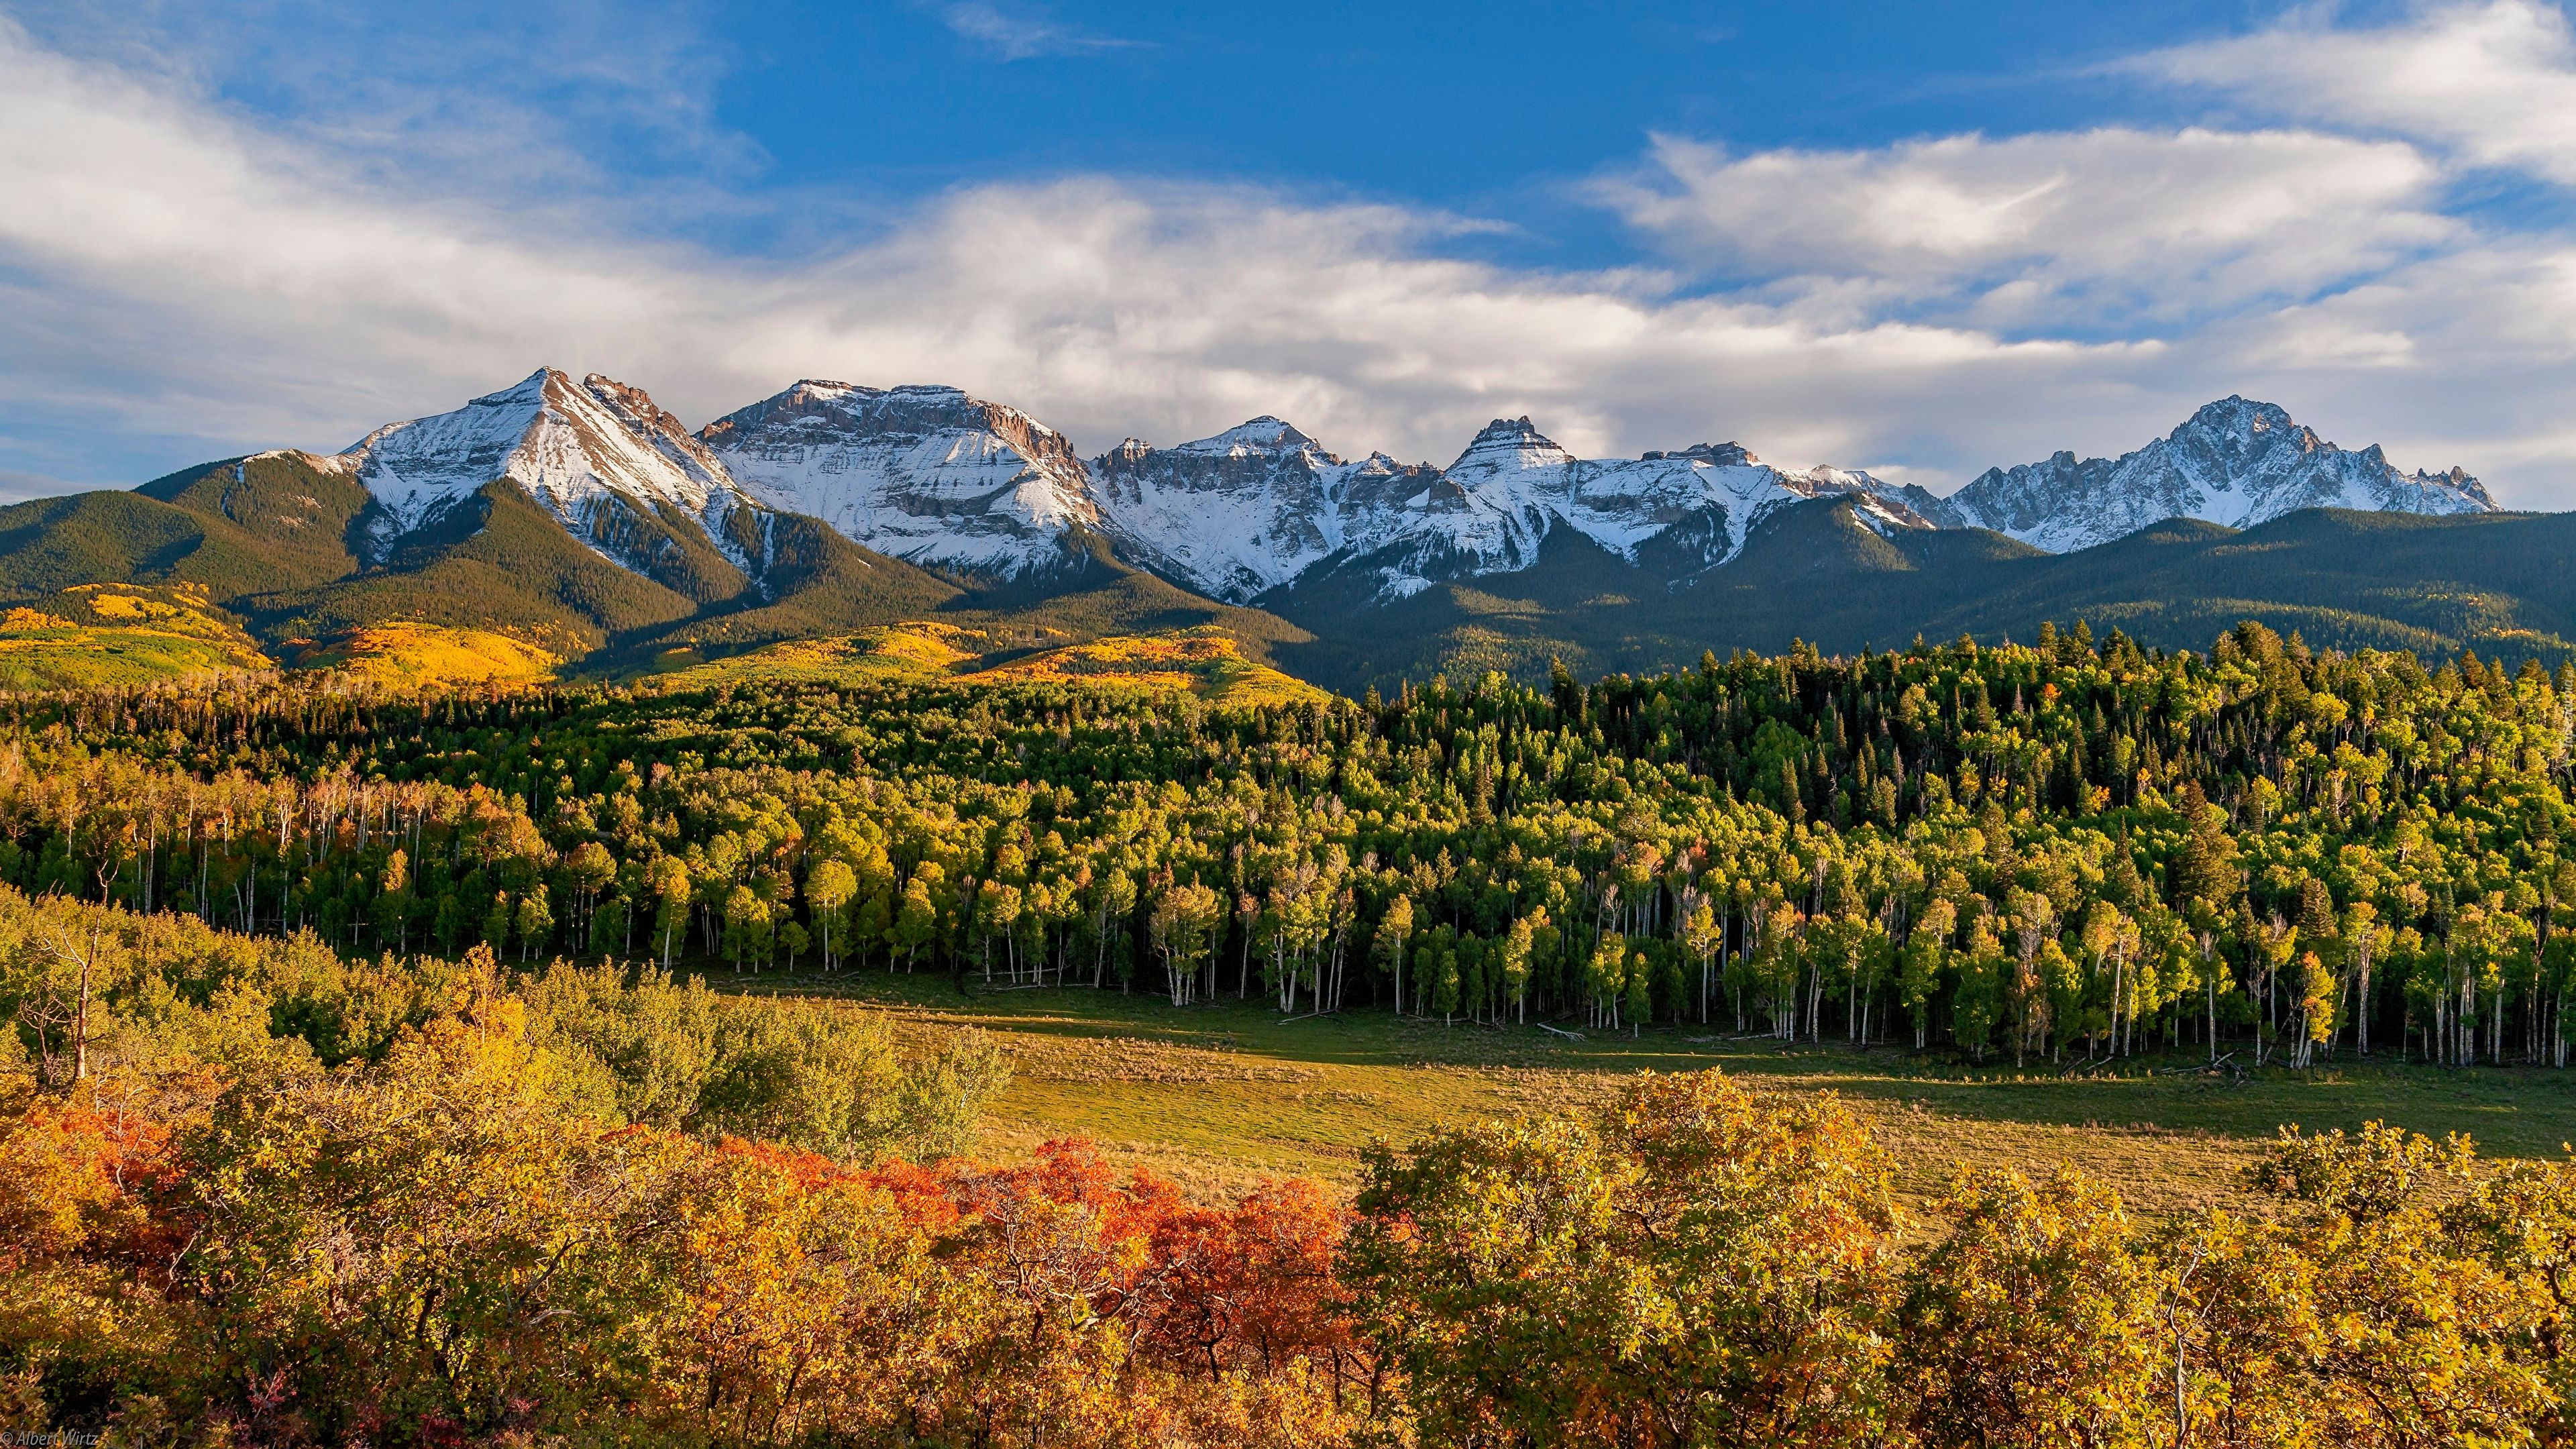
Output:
[
  {"xmin": 1144, "ymin": 1177, "xmax": 1356, "ymax": 1382},
  {"xmin": 0, "ymin": 1076, "xmax": 188, "ymax": 1274},
  {"xmin": 919, "ymin": 1137, "xmax": 1358, "ymax": 1389},
  {"xmin": 1, "ymin": 1043, "xmax": 1364, "ymax": 1448}
]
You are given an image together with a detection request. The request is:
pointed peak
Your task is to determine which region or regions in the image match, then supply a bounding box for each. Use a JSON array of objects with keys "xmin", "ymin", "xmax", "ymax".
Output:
[
  {"xmin": 2180, "ymin": 395, "xmax": 2296, "ymax": 434},
  {"xmin": 1470, "ymin": 415, "xmax": 1550, "ymax": 443},
  {"xmin": 473, "ymin": 368, "xmax": 557, "ymax": 407},
  {"xmin": 1452, "ymin": 415, "xmax": 1566, "ymax": 455},
  {"xmin": 1444, "ymin": 415, "xmax": 1572, "ymax": 476},
  {"xmin": 1177, "ymin": 415, "xmax": 1320, "ymax": 455}
]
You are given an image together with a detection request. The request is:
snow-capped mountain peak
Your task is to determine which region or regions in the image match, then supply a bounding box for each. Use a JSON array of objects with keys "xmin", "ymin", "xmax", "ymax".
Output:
[
  {"xmin": 1176, "ymin": 416, "xmax": 1328, "ymax": 458},
  {"xmin": 1444, "ymin": 416, "xmax": 1577, "ymax": 478},
  {"xmin": 178, "ymin": 367, "xmax": 2518, "ymax": 627},
  {"xmin": 1085, "ymin": 416, "xmax": 1365, "ymax": 601},
  {"xmin": 1923, "ymin": 396, "xmax": 2495, "ymax": 551},
  {"xmin": 337, "ymin": 368, "xmax": 755, "ymax": 566},
  {"xmin": 700, "ymin": 379, "xmax": 1097, "ymax": 580}
]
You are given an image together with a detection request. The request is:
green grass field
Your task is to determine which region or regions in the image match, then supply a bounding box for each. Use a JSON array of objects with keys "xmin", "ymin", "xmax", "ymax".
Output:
[{"xmin": 710, "ymin": 969, "xmax": 2576, "ymax": 1215}]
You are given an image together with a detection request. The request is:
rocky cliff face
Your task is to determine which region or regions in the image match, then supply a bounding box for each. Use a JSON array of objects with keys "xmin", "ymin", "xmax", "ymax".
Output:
[
  {"xmin": 1085, "ymin": 417, "xmax": 1409, "ymax": 601},
  {"xmin": 1087, "ymin": 414, "xmax": 1934, "ymax": 602},
  {"xmin": 1919, "ymin": 396, "xmax": 2493, "ymax": 551},
  {"xmin": 339, "ymin": 368, "xmax": 767, "ymax": 582},
  {"xmin": 700, "ymin": 381, "xmax": 1097, "ymax": 582},
  {"xmin": 322, "ymin": 370, "xmax": 2504, "ymax": 610}
]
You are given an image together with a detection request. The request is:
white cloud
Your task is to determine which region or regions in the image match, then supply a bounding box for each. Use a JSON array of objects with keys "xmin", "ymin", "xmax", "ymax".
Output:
[
  {"xmin": 2146, "ymin": 0, "xmax": 2576, "ymax": 185},
  {"xmin": 1603, "ymin": 127, "xmax": 2457, "ymax": 327},
  {"xmin": 0, "ymin": 13, "xmax": 2137, "ymax": 488},
  {"xmin": 2, "ymin": 9, "xmax": 2574, "ymax": 508},
  {"xmin": 934, "ymin": 2, "xmax": 1148, "ymax": 62}
]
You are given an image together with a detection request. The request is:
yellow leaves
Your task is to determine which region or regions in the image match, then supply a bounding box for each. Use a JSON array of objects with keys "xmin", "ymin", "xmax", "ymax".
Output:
[
  {"xmin": 295, "ymin": 622, "xmax": 559, "ymax": 686},
  {"xmin": 0, "ymin": 1081, "xmax": 120, "ymax": 1268},
  {"xmin": 1899, "ymin": 1166, "xmax": 2158, "ymax": 1448},
  {"xmin": 0, "ymin": 586, "xmax": 271, "ymax": 686},
  {"xmin": 84, "ymin": 594, "xmax": 155, "ymax": 622},
  {"xmin": 649, "ymin": 1153, "xmax": 961, "ymax": 1442},
  {"xmin": 977, "ymin": 628, "xmax": 1328, "ymax": 706},
  {"xmin": 1352, "ymin": 1069, "xmax": 1903, "ymax": 1448},
  {"xmin": 2247, "ymin": 1120, "xmax": 2476, "ymax": 1222}
]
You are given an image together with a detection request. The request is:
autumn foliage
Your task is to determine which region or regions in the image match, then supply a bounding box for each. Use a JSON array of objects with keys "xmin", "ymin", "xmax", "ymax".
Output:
[
  {"xmin": 13, "ymin": 888, "xmax": 2576, "ymax": 1443},
  {"xmin": 0, "ymin": 958, "xmax": 1363, "ymax": 1446}
]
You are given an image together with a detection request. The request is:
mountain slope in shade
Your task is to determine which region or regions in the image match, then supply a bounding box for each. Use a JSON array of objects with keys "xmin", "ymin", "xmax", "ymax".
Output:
[
  {"xmin": 700, "ymin": 380, "xmax": 1097, "ymax": 582},
  {"xmin": 1093, "ymin": 414, "xmax": 1934, "ymax": 604},
  {"xmin": 1340, "ymin": 416, "xmax": 1933, "ymax": 600},
  {"xmin": 1271, "ymin": 499, "xmax": 2576, "ymax": 697},
  {"xmin": 1087, "ymin": 417, "xmax": 1438, "ymax": 602},
  {"xmin": 1913, "ymin": 396, "xmax": 2494, "ymax": 551}
]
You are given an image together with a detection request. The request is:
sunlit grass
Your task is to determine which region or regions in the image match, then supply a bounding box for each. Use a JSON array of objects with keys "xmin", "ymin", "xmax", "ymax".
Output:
[
  {"xmin": 0, "ymin": 583, "xmax": 272, "ymax": 688},
  {"xmin": 706, "ymin": 967, "xmax": 2576, "ymax": 1213},
  {"xmin": 294, "ymin": 621, "xmax": 562, "ymax": 685},
  {"xmin": 650, "ymin": 621, "xmax": 1326, "ymax": 706}
]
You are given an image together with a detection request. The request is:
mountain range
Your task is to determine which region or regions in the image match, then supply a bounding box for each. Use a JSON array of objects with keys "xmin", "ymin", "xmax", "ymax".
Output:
[{"xmin": 0, "ymin": 365, "xmax": 2545, "ymax": 692}]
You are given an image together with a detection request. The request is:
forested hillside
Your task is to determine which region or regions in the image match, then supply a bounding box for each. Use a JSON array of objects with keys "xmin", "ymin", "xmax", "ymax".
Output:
[
  {"xmin": 1273, "ymin": 502, "xmax": 2576, "ymax": 692},
  {"xmin": 9, "ymin": 616, "xmax": 2574, "ymax": 1065},
  {"xmin": 16, "ymin": 623, "xmax": 2576, "ymax": 1442}
]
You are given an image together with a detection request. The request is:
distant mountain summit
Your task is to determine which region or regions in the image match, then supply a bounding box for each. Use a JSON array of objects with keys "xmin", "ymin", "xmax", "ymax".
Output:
[
  {"xmin": 1088, "ymin": 419, "xmax": 1434, "ymax": 602},
  {"xmin": 0, "ymin": 364, "xmax": 2519, "ymax": 688},
  {"xmin": 342, "ymin": 368, "xmax": 773, "ymax": 582},
  {"xmin": 700, "ymin": 380, "xmax": 1096, "ymax": 582},
  {"xmin": 1912, "ymin": 397, "xmax": 2493, "ymax": 552},
  {"xmin": 1316, "ymin": 416, "xmax": 1935, "ymax": 602},
  {"xmin": 1083, "ymin": 413, "xmax": 1933, "ymax": 604},
  {"xmin": 354, "ymin": 379, "xmax": 2489, "ymax": 609}
]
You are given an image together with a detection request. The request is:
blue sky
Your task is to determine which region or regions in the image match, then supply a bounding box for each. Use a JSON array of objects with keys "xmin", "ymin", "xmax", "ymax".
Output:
[{"xmin": 8, "ymin": 0, "xmax": 2576, "ymax": 504}]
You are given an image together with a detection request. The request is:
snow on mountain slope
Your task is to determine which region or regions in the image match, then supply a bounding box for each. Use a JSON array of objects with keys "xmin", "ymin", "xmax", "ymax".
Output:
[
  {"xmin": 1087, "ymin": 417, "xmax": 1442, "ymax": 601},
  {"xmin": 699, "ymin": 381, "xmax": 1097, "ymax": 580},
  {"xmin": 340, "ymin": 368, "xmax": 760, "ymax": 573},
  {"xmin": 345, "ymin": 372, "xmax": 2490, "ymax": 610},
  {"xmin": 1921, "ymin": 397, "xmax": 2495, "ymax": 552},
  {"xmin": 1087, "ymin": 413, "xmax": 1934, "ymax": 602},
  {"xmin": 1343, "ymin": 417, "xmax": 1935, "ymax": 599}
]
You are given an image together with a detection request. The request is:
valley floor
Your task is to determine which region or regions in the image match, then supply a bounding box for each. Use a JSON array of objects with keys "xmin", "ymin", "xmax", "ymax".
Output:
[{"xmin": 714, "ymin": 969, "xmax": 2576, "ymax": 1216}]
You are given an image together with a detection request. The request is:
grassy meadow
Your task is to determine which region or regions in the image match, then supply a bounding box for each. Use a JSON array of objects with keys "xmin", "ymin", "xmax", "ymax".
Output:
[{"xmin": 712, "ymin": 969, "xmax": 2576, "ymax": 1216}]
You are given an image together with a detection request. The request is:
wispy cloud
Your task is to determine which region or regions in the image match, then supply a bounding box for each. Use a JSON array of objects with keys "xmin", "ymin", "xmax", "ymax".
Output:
[
  {"xmin": 1599, "ymin": 127, "xmax": 2459, "ymax": 331},
  {"xmin": 0, "ymin": 468, "xmax": 83, "ymax": 504},
  {"xmin": 934, "ymin": 2, "xmax": 1150, "ymax": 62},
  {"xmin": 2141, "ymin": 0, "xmax": 2576, "ymax": 186}
]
